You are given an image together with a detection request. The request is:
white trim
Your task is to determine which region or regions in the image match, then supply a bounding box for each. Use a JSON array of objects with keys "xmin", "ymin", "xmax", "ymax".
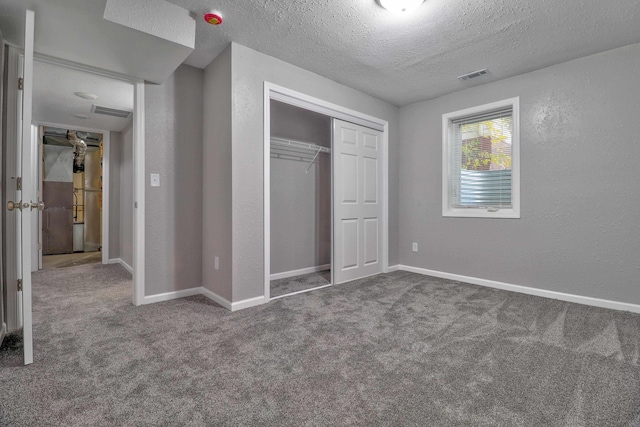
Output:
[
  {"xmin": 270, "ymin": 264, "xmax": 331, "ymax": 281},
  {"xmin": 200, "ymin": 287, "xmax": 267, "ymax": 311},
  {"xmin": 442, "ymin": 97, "xmax": 520, "ymax": 219},
  {"xmin": 231, "ymin": 295, "xmax": 267, "ymax": 311},
  {"xmin": 108, "ymin": 258, "xmax": 133, "ymax": 274},
  {"xmin": 398, "ymin": 265, "xmax": 640, "ymax": 314},
  {"xmin": 387, "ymin": 264, "xmax": 400, "ymax": 272},
  {"xmin": 270, "ymin": 284, "xmax": 332, "ymax": 300},
  {"xmin": 141, "ymin": 287, "xmax": 201, "ymax": 305},
  {"xmin": 263, "ymin": 85, "xmax": 271, "ymax": 302},
  {"xmin": 264, "ymin": 82, "xmax": 389, "ymax": 303},
  {"xmin": 133, "ymin": 82, "xmax": 145, "ymax": 306},
  {"xmin": 200, "ymin": 286, "xmax": 232, "ymax": 310}
]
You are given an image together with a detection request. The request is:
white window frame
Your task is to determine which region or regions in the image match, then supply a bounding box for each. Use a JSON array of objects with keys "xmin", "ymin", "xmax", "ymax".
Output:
[{"xmin": 442, "ymin": 97, "xmax": 520, "ymax": 219}]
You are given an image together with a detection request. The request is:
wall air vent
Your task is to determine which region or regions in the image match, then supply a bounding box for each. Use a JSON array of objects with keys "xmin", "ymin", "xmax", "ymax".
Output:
[
  {"xmin": 457, "ymin": 69, "xmax": 488, "ymax": 81},
  {"xmin": 91, "ymin": 104, "xmax": 132, "ymax": 119}
]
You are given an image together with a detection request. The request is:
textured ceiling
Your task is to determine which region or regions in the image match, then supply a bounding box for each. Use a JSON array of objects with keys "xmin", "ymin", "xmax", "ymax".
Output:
[
  {"xmin": 33, "ymin": 60, "xmax": 134, "ymax": 132},
  {"xmin": 172, "ymin": 0, "xmax": 640, "ymax": 106},
  {"xmin": 2, "ymin": 0, "xmax": 640, "ymax": 107}
]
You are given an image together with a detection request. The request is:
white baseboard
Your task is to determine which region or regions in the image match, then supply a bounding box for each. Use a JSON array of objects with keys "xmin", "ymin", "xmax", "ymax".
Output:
[
  {"xmin": 108, "ymin": 258, "xmax": 133, "ymax": 275},
  {"xmin": 200, "ymin": 287, "xmax": 232, "ymax": 310},
  {"xmin": 270, "ymin": 264, "xmax": 331, "ymax": 281},
  {"xmin": 398, "ymin": 265, "xmax": 640, "ymax": 314},
  {"xmin": 231, "ymin": 295, "xmax": 267, "ymax": 311},
  {"xmin": 200, "ymin": 287, "xmax": 266, "ymax": 311},
  {"xmin": 387, "ymin": 264, "xmax": 400, "ymax": 273},
  {"xmin": 142, "ymin": 287, "xmax": 201, "ymax": 305}
]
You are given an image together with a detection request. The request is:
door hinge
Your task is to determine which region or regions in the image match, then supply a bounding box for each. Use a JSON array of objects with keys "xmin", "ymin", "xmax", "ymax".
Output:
[
  {"xmin": 17, "ymin": 279, "xmax": 23, "ymax": 292},
  {"xmin": 17, "ymin": 177, "xmax": 22, "ymax": 191},
  {"xmin": 18, "ymin": 77, "xmax": 24, "ymax": 90}
]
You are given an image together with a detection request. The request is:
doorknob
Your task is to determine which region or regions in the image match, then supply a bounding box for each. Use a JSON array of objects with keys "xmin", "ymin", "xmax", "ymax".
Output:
[
  {"xmin": 30, "ymin": 201, "xmax": 45, "ymax": 211},
  {"xmin": 7, "ymin": 200, "xmax": 27, "ymax": 211}
]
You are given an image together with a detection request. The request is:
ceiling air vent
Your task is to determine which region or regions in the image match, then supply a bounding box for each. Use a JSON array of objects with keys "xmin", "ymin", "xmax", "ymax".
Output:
[
  {"xmin": 91, "ymin": 104, "xmax": 132, "ymax": 119},
  {"xmin": 457, "ymin": 69, "xmax": 488, "ymax": 81}
]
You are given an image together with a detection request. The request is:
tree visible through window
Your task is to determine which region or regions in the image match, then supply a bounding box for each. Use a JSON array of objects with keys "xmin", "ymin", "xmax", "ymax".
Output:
[{"xmin": 443, "ymin": 98, "xmax": 520, "ymax": 218}]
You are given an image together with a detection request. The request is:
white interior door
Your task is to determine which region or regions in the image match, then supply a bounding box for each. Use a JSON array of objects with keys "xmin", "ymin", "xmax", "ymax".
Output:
[
  {"xmin": 332, "ymin": 119, "xmax": 383, "ymax": 284},
  {"xmin": 9, "ymin": 10, "xmax": 36, "ymax": 365}
]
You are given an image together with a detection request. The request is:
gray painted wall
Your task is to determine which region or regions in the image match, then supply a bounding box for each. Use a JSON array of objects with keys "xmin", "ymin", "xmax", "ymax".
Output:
[
  {"xmin": 270, "ymin": 100, "xmax": 331, "ymax": 274},
  {"xmin": 399, "ymin": 43, "xmax": 640, "ymax": 305},
  {"xmin": 119, "ymin": 121, "xmax": 133, "ymax": 267},
  {"xmin": 202, "ymin": 45, "xmax": 233, "ymax": 300},
  {"xmin": 228, "ymin": 42, "xmax": 400, "ymax": 302},
  {"xmin": 108, "ymin": 130, "xmax": 121, "ymax": 261},
  {"xmin": 145, "ymin": 64, "xmax": 204, "ymax": 295}
]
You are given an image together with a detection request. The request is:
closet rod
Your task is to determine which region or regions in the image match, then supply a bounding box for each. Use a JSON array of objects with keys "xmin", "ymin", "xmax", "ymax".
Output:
[{"xmin": 270, "ymin": 137, "xmax": 331, "ymax": 153}]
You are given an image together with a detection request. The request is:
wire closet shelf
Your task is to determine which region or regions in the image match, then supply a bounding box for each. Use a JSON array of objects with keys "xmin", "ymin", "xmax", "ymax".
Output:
[{"xmin": 270, "ymin": 137, "xmax": 331, "ymax": 173}]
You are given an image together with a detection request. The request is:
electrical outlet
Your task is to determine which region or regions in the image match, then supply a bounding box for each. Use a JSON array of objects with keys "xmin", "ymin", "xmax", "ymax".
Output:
[
  {"xmin": 412, "ymin": 242, "xmax": 418, "ymax": 252},
  {"xmin": 150, "ymin": 173, "xmax": 160, "ymax": 187},
  {"xmin": 215, "ymin": 256, "xmax": 219, "ymax": 270}
]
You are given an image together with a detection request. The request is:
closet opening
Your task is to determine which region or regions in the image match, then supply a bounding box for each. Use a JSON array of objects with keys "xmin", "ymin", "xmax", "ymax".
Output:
[{"xmin": 269, "ymin": 100, "xmax": 333, "ymax": 299}]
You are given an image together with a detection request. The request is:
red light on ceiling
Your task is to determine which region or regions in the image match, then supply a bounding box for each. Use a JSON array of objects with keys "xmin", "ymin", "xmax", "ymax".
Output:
[{"xmin": 204, "ymin": 12, "xmax": 223, "ymax": 25}]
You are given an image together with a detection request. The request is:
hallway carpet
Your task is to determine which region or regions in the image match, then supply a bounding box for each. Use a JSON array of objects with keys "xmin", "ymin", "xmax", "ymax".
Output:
[{"xmin": 1, "ymin": 264, "xmax": 639, "ymax": 426}]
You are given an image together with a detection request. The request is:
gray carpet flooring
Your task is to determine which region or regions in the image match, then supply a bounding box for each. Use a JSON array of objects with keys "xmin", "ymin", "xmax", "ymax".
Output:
[
  {"xmin": 270, "ymin": 270, "xmax": 331, "ymax": 298},
  {"xmin": 1, "ymin": 264, "xmax": 639, "ymax": 426}
]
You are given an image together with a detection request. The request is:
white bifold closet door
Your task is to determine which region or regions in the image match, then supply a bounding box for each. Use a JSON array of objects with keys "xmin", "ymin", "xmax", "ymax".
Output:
[{"xmin": 333, "ymin": 119, "xmax": 383, "ymax": 284}]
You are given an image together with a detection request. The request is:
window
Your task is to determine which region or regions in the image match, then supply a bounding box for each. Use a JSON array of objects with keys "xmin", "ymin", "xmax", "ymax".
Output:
[{"xmin": 442, "ymin": 97, "xmax": 520, "ymax": 218}]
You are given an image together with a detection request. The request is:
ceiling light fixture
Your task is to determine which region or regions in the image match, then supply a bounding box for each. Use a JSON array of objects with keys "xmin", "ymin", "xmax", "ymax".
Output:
[
  {"xmin": 74, "ymin": 91, "xmax": 98, "ymax": 100},
  {"xmin": 378, "ymin": 0, "xmax": 424, "ymax": 13},
  {"xmin": 73, "ymin": 113, "xmax": 89, "ymax": 119}
]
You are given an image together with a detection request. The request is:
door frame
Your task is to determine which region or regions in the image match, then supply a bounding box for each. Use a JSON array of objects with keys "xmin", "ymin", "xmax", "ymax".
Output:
[
  {"xmin": 263, "ymin": 82, "xmax": 389, "ymax": 301},
  {"xmin": 36, "ymin": 121, "xmax": 111, "ymax": 265},
  {"xmin": 15, "ymin": 53, "xmax": 145, "ymax": 307}
]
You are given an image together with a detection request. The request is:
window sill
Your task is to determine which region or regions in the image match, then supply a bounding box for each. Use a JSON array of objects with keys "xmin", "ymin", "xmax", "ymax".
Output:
[{"xmin": 442, "ymin": 208, "xmax": 520, "ymax": 219}]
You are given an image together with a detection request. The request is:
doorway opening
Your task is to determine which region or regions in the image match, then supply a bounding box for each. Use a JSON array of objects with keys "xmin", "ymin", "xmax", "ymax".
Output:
[
  {"xmin": 269, "ymin": 101, "xmax": 333, "ymax": 299},
  {"xmin": 40, "ymin": 127, "xmax": 104, "ymax": 269},
  {"xmin": 264, "ymin": 83, "xmax": 390, "ymax": 302}
]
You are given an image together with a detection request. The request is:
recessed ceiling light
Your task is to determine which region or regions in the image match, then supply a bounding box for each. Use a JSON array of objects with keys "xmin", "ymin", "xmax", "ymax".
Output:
[
  {"xmin": 378, "ymin": 0, "xmax": 424, "ymax": 13},
  {"xmin": 74, "ymin": 92, "xmax": 98, "ymax": 100},
  {"xmin": 73, "ymin": 113, "xmax": 89, "ymax": 119}
]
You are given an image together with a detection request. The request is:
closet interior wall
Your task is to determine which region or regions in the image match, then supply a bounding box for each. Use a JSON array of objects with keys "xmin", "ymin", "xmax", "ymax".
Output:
[{"xmin": 270, "ymin": 100, "xmax": 331, "ymax": 278}]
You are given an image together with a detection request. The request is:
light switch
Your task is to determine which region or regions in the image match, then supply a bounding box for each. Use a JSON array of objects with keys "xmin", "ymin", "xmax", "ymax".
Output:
[{"xmin": 150, "ymin": 173, "xmax": 160, "ymax": 187}]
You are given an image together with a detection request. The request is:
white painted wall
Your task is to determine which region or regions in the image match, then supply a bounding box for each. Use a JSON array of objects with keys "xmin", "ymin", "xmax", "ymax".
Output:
[
  {"xmin": 145, "ymin": 64, "xmax": 204, "ymax": 295},
  {"xmin": 222, "ymin": 42, "xmax": 399, "ymax": 302},
  {"xmin": 270, "ymin": 101, "xmax": 331, "ymax": 274},
  {"xmin": 399, "ymin": 42, "xmax": 640, "ymax": 305}
]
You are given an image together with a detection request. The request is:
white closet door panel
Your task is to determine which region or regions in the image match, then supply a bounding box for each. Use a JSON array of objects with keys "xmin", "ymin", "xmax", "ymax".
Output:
[
  {"xmin": 363, "ymin": 156, "xmax": 378, "ymax": 204},
  {"xmin": 341, "ymin": 219, "xmax": 359, "ymax": 270},
  {"xmin": 341, "ymin": 153, "xmax": 358, "ymax": 204},
  {"xmin": 333, "ymin": 119, "xmax": 383, "ymax": 284},
  {"xmin": 363, "ymin": 218, "xmax": 379, "ymax": 266}
]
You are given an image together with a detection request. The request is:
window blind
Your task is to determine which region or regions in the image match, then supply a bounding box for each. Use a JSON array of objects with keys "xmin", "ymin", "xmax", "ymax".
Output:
[{"xmin": 451, "ymin": 107, "xmax": 513, "ymax": 208}]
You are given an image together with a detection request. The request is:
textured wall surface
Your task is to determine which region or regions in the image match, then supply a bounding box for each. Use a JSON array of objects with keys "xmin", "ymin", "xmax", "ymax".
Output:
[
  {"xmin": 108, "ymin": 130, "xmax": 121, "ymax": 261},
  {"xmin": 231, "ymin": 43, "xmax": 399, "ymax": 302},
  {"xmin": 145, "ymin": 64, "xmax": 204, "ymax": 296},
  {"xmin": 399, "ymin": 43, "xmax": 640, "ymax": 305},
  {"xmin": 119, "ymin": 121, "xmax": 133, "ymax": 268},
  {"xmin": 270, "ymin": 101, "xmax": 331, "ymax": 274},
  {"xmin": 202, "ymin": 46, "xmax": 233, "ymax": 301}
]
